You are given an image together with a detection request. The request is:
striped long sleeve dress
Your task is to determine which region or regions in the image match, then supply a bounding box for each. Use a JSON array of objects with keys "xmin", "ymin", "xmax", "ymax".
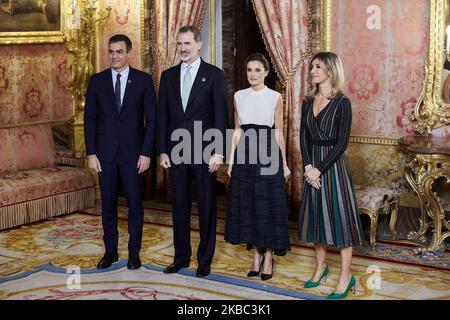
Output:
[{"xmin": 298, "ymin": 93, "xmax": 364, "ymax": 249}]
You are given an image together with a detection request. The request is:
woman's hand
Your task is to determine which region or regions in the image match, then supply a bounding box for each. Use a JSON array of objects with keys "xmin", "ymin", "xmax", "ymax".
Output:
[
  {"xmin": 305, "ymin": 167, "xmax": 321, "ymax": 181},
  {"xmin": 304, "ymin": 167, "xmax": 321, "ymax": 189},
  {"xmin": 310, "ymin": 178, "xmax": 321, "ymax": 189},
  {"xmin": 227, "ymin": 164, "xmax": 233, "ymax": 177},
  {"xmin": 283, "ymin": 165, "xmax": 291, "ymax": 182}
]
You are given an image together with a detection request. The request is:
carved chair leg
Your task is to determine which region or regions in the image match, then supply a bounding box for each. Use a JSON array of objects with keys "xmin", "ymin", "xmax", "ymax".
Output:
[
  {"xmin": 370, "ymin": 211, "xmax": 379, "ymax": 250},
  {"xmin": 389, "ymin": 201, "xmax": 399, "ymax": 240}
]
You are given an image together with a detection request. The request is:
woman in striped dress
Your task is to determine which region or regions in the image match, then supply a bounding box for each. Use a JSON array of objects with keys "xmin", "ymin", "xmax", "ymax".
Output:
[{"xmin": 298, "ymin": 52, "xmax": 364, "ymax": 299}]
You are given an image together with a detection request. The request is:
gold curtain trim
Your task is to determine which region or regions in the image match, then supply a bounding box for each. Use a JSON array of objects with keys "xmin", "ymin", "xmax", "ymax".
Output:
[
  {"xmin": 0, "ymin": 187, "xmax": 95, "ymax": 231},
  {"xmin": 195, "ymin": 0, "xmax": 209, "ymax": 29}
]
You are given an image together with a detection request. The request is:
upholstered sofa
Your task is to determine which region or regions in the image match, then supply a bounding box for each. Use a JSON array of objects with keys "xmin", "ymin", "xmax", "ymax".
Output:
[{"xmin": 0, "ymin": 124, "xmax": 94, "ymax": 230}]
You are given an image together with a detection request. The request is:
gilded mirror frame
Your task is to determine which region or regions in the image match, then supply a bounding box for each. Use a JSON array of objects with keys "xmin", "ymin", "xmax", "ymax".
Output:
[
  {"xmin": 412, "ymin": 0, "xmax": 450, "ymax": 134},
  {"xmin": 0, "ymin": 0, "xmax": 67, "ymax": 44}
]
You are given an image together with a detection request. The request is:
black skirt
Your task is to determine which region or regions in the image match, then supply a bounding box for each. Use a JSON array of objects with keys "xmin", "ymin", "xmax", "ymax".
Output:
[{"xmin": 224, "ymin": 124, "xmax": 290, "ymax": 256}]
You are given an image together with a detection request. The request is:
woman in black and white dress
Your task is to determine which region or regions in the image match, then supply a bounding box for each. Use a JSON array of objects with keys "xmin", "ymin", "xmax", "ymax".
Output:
[{"xmin": 225, "ymin": 53, "xmax": 291, "ymax": 281}]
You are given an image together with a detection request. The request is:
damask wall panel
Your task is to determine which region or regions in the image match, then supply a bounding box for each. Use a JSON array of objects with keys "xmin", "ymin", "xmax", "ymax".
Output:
[
  {"xmin": 346, "ymin": 143, "xmax": 408, "ymax": 190},
  {"xmin": 0, "ymin": 45, "xmax": 72, "ymax": 127},
  {"xmin": 331, "ymin": 0, "xmax": 429, "ymax": 137},
  {"xmin": 98, "ymin": 0, "xmax": 143, "ymax": 72}
]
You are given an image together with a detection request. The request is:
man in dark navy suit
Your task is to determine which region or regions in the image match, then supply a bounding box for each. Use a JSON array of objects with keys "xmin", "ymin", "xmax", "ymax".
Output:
[
  {"xmin": 157, "ymin": 26, "xmax": 228, "ymax": 277},
  {"xmin": 84, "ymin": 34, "xmax": 156, "ymax": 270}
]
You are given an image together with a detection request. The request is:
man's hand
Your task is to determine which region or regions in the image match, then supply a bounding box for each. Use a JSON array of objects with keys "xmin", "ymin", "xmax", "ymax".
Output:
[
  {"xmin": 88, "ymin": 154, "xmax": 102, "ymax": 173},
  {"xmin": 159, "ymin": 153, "xmax": 171, "ymax": 169},
  {"xmin": 208, "ymin": 154, "xmax": 223, "ymax": 173},
  {"xmin": 137, "ymin": 155, "xmax": 151, "ymax": 174}
]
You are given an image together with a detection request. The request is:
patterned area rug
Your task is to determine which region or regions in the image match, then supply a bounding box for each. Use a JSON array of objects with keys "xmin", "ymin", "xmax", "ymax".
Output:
[
  {"xmin": 0, "ymin": 262, "xmax": 307, "ymax": 300},
  {"xmin": 124, "ymin": 201, "xmax": 450, "ymax": 271},
  {"xmin": 0, "ymin": 200, "xmax": 449, "ymax": 300}
]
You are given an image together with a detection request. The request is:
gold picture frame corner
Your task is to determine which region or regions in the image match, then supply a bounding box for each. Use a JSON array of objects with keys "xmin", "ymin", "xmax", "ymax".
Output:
[{"xmin": 0, "ymin": 0, "xmax": 67, "ymax": 45}]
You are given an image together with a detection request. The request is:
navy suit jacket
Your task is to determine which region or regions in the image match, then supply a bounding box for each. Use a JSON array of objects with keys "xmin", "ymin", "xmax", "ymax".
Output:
[
  {"xmin": 84, "ymin": 67, "xmax": 157, "ymax": 163},
  {"xmin": 156, "ymin": 59, "xmax": 228, "ymax": 160}
]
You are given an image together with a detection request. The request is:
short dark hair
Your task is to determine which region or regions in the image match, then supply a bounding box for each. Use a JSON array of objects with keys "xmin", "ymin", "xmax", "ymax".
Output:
[
  {"xmin": 178, "ymin": 26, "xmax": 202, "ymax": 42},
  {"xmin": 109, "ymin": 34, "xmax": 132, "ymax": 52},
  {"xmin": 246, "ymin": 53, "xmax": 270, "ymax": 73}
]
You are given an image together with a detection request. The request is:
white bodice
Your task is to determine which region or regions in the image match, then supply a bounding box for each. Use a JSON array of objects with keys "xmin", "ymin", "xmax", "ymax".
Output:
[{"xmin": 234, "ymin": 86, "xmax": 281, "ymax": 127}]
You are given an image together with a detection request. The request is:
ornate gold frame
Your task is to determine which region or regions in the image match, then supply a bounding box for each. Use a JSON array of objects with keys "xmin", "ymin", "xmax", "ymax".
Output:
[
  {"xmin": 141, "ymin": 0, "xmax": 146, "ymax": 69},
  {"xmin": 412, "ymin": 0, "xmax": 450, "ymax": 134},
  {"xmin": 0, "ymin": 0, "xmax": 67, "ymax": 44},
  {"xmin": 320, "ymin": 0, "xmax": 331, "ymax": 52},
  {"xmin": 209, "ymin": 0, "xmax": 216, "ymax": 65}
]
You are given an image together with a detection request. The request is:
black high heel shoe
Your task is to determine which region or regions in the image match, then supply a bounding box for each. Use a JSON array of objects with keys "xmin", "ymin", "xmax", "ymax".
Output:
[
  {"xmin": 260, "ymin": 258, "xmax": 274, "ymax": 281},
  {"xmin": 247, "ymin": 256, "xmax": 265, "ymax": 277}
]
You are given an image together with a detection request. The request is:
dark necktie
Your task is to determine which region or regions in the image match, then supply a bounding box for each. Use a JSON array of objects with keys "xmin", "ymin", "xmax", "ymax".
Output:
[{"xmin": 115, "ymin": 73, "xmax": 121, "ymax": 112}]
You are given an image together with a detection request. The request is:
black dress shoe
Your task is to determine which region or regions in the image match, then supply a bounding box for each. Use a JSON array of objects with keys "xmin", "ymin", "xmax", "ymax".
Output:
[
  {"xmin": 127, "ymin": 252, "xmax": 141, "ymax": 270},
  {"xmin": 196, "ymin": 265, "xmax": 211, "ymax": 277},
  {"xmin": 247, "ymin": 256, "xmax": 265, "ymax": 277},
  {"xmin": 163, "ymin": 262, "xmax": 189, "ymax": 274},
  {"xmin": 97, "ymin": 252, "xmax": 118, "ymax": 269},
  {"xmin": 260, "ymin": 259, "xmax": 274, "ymax": 281}
]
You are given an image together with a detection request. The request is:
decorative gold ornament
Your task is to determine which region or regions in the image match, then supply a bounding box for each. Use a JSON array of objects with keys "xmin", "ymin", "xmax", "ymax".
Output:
[
  {"xmin": 411, "ymin": 0, "xmax": 450, "ymax": 133},
  {"xmin": 320, "ymin": 0, "xmax": 331, "ymax": 52},
  {"xmin": 65, "ymin": 0, "xmax": 111, "ymax": 124},
  {"xmin": 399, "ymin": 135, "xmax": 450, "ymax": 253}
]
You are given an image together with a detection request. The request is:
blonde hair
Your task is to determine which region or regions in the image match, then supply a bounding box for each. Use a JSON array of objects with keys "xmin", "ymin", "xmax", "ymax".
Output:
[{"xmin": 307, "ymin": 52, "xmax": 345, "ymax": 99}]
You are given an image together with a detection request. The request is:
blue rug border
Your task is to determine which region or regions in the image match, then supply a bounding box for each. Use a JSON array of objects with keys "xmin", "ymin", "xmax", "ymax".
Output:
[{"xmin": 0, "ymin": 261, "xmax": 324, "ymax": 300}]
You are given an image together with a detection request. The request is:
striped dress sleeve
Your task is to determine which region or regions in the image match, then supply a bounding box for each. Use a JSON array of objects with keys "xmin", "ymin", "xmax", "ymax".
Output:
[
  {"xmin": 316, "ymin": 96, "xmax": 352, "ymax": 173},
  {"xmin": 299, "ymin": 100, "xmax": 312, "ymax": 168}
]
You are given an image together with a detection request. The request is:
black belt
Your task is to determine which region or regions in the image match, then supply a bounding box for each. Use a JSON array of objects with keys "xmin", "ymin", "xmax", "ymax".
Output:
[{"xmin": 311, "ymin": 139, "xmax": 337, "ymax": 146}]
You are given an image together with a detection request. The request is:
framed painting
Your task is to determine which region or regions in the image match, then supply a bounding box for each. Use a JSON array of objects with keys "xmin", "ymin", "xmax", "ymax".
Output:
[{"xmin": 0, "ymin": 0, "xmax": 66, "ymax": 44}]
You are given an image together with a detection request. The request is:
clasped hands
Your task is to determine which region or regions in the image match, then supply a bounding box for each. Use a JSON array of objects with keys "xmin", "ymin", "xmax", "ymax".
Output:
[{"xmin": 304, "ymin": 165, "xmax": 321, "ymax": 189}]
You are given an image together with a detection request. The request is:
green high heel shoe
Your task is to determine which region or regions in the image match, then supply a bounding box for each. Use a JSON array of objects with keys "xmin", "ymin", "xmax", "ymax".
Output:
[
  {"xmin": 304, "ymin": 265, "xmax": 329, "ymax": 288},
  {"xmin": 327, "ymin": 275, "xmax": 356, "ymax": 299}
]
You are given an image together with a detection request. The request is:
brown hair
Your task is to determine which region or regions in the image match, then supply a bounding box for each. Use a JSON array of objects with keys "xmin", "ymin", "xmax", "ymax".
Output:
[
  {"xmin": 245, "ymin": 53, "xmax": 270, "ymax": 73},
  {"xmin": 307, "ymin": 51, "xmax": 344, "ymax": 99},
  {"xmin": 178, "ymin": 26, "xmax": 202, "ymax": 42}
]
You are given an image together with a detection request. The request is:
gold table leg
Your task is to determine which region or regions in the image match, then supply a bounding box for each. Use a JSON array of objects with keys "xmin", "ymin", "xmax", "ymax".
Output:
[{"xmin": 405, "ymin": 154, "xmax": 450, "ymax": 253}]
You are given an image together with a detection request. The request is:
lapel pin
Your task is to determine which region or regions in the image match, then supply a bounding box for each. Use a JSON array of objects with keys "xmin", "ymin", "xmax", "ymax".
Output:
[{"xmin": 202, "ymin": 78, "xmax": 206, "ymax": 82}]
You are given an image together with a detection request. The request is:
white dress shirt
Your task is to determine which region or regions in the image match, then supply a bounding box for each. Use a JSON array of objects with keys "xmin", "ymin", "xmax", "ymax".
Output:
[{"xmin": 111, "ymin": 66, "xmax": 130, "ymax": 106}]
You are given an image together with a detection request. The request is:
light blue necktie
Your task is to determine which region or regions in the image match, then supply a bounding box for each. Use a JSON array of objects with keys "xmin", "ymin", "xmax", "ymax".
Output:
[{"xmin": 181, "ymin": 65, "xmax": 193, "ymax": 112}]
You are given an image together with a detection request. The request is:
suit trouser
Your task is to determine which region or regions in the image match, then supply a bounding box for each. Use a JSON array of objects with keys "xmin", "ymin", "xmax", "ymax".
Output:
[
  {"xmin": 170, "ymin": 163, "xmax": 217, "ymax": 267},
  {"xmin": 98, "ymin": 151, "xmax": 144, "ymax": 255}
]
